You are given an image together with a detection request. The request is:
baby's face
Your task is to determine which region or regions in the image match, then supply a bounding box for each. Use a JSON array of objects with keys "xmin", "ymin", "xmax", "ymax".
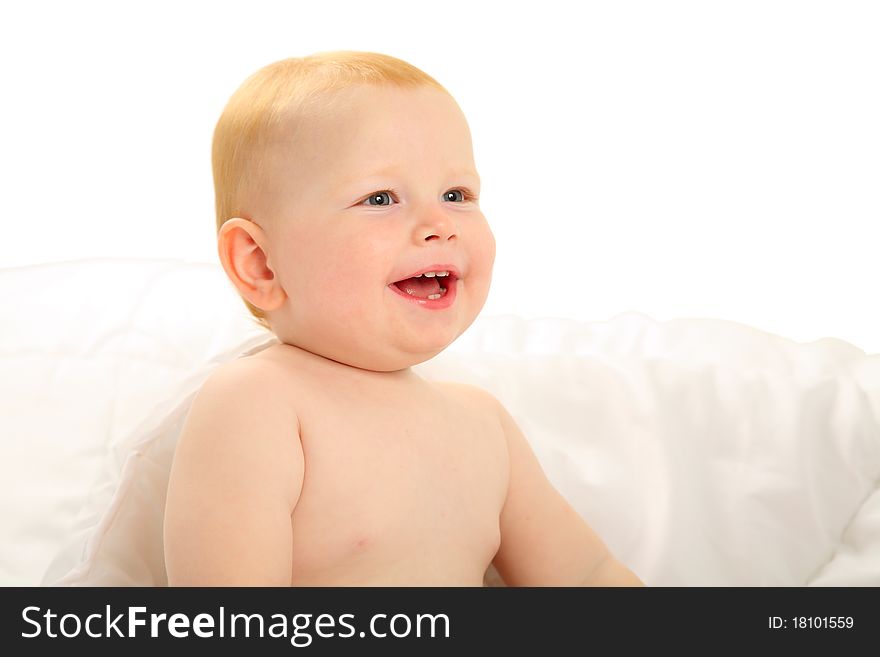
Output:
[{"xmin": 255, "ymin": 84, "xmax": 495, "ymax": 372}]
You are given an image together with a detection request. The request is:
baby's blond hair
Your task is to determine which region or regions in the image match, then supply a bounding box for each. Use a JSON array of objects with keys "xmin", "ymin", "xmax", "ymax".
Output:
[{"xmin": 212, "ymin": 50, "xmax": 449, "ymax": 331}]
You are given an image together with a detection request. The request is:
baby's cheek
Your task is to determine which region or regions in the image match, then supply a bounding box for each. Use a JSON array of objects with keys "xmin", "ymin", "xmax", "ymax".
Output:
[
  {"xmin": 312, "ymin": 275, "xmax": 365, "ymax": 317},
  {"xmin": 338, "ymin": 279, "xmax": 371, "ymax": 313},
  {"xmin": 324, "ymin": 267, "xmax": 381, "ymax": 324},
  {"xmin": 484, "ymin": 230, "xmax": 497, "ymax": 270},
  {"xmin": 470, "ymin": 225, "xmax": 496, "ymax": 281},
  {"xmin": 327, "ymin": 238, "xmax": 390, "ymax": 297}
]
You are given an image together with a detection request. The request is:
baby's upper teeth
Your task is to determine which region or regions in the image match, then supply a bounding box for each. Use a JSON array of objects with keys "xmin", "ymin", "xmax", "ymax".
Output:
[{"xmin": 418, "ymin": 270, "xmax": 449, "ymax": 278}]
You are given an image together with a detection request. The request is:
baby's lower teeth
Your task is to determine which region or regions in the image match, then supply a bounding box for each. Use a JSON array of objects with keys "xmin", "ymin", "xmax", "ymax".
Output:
[{"xmin": 426, "ymin": 287, "xmax": 447, "ymax": 301}]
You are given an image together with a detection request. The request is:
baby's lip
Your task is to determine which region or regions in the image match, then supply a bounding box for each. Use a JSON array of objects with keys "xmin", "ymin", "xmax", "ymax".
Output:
[{"xmin": 389, "ymin": 264, "xmax": 461, "ymax": 284}]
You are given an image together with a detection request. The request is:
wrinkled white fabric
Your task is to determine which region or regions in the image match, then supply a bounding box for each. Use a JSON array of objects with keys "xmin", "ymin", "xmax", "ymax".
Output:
[{"xmin": 424, "ymin": 316, "xmax": 880, "ymax": 586}]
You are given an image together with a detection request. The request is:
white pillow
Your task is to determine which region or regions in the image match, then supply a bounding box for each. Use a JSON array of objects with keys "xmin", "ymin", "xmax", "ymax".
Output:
[{"xmin": 37, "ymin": 306, "xmax": 880, "ymax": 586}]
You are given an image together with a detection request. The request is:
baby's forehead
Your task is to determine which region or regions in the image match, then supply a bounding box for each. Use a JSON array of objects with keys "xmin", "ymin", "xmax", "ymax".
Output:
[
  {"xmin": 260, "ymin": 87, "xmax": 472, "ymax": 198},
  {"xmin": 271, "ymin": 88, "xmax": 378, "ymax": 151},
  {"xmin": 277, "ymin": 87, "xmax": 470, "ymax": 160},
  {"xmin": 295, "ymin": 83, "xmax": 460, "ymax": 128}
]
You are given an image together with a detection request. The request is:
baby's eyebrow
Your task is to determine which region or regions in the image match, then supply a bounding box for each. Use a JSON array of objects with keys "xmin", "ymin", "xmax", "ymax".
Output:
[
  {"xmin": 454, "ymin": 171, "xmax": 482, "ymax": 186},
  {"xmin": 342, "ymin": 168, "xmax": 481, "ymax": 188}
]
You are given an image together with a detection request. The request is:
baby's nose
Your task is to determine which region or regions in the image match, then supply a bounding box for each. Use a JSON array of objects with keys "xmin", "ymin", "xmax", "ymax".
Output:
[{"xmin": 417, "ymin": 210, "xmax": 457, "ymax": 243}]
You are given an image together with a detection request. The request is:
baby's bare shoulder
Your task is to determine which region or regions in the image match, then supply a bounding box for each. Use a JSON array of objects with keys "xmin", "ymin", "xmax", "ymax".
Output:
[
  {"xmin": 214, "ymin": 347, "xmax": 299, "ymax": 383},
  {"xmin": 180, "ymin": 356, "xmax": 303, "ymax": 480},
  {"xmin": 175, "ymin": 357, "xmax": 303, "ymax": 496},
  {"xmin": 432, "ymin": 382, "xmax": 507, "ymax": 445},
  {"xmin": 431, "ymin": 380, "xmax": 492, "ymax": 399},
  {"xmin": 433, "ymin": 380, "xmax": 501, "ymax": 415},
  {"xmin": 202, "ymin": 350, "xmax": 304, "ymax": 404}
]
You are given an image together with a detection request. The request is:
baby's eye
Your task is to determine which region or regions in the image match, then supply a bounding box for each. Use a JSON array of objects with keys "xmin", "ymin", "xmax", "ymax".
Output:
[
  {"xmin": 360, "ymin": 188, "xmax": 476, "ymax": 207},
  {"xmin": 362, "ymin": 191, "xmax": 397, "ymax": 207},
  {"xmin": 444, "ymin": 188, "xmax": 478, "ymax": 203}
]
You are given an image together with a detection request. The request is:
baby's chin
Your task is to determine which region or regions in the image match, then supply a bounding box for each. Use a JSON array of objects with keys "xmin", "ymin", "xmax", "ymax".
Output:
[
  {"xmin": 270, "ymin": 330, "xmax": 458, "ymax": 373},
  {"xmin": 302, "ymin": 344, "xmax": 446, "ymax": 373},
  {"xmin": 331, "ymin": 337, "xmax": 457, "ymax": 372},
  {"xmin": 350, "ymin": 354, "xmax": 439, "ymax": 373},
  {"xmin": 267, "ymin": 303, "xmax": 481, "ymax": 372}
]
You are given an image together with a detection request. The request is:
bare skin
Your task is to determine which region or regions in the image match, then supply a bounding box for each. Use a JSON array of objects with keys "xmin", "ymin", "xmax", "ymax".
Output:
[
  {"xmin": 163, "ymin": 81, "xmax": 643, "ymax": 586},
  {"xmin": 164, "ymin": 340, "xmax": 643, "ymax": 586},
  {"xmin": 258, "ymin": 342, "xmax": 505, "ymax": 586}
]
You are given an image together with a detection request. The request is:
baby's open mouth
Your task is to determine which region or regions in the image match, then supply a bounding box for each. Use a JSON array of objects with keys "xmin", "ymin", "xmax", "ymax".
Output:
[{"xmin": 390, "ymin": 270, "xmax": 456, "ymax": 300}]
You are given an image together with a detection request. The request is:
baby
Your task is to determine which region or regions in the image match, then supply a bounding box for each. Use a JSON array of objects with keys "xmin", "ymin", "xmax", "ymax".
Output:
[{"xmin": 164, "ymin": 51, "xmax": 643, "ymax": 587}]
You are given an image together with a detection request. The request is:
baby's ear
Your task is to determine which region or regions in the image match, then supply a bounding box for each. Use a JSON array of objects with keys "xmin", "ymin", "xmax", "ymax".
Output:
[{"xmin": 217, "ymin": 217, "xmax": 286, "ymax": 312}]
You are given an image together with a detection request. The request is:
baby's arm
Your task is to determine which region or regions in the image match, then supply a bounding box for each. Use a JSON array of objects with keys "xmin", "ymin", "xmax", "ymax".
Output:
[
  {"xmin": 164, "ymin": 359, "xmax": 304, "ymax": 586},
  {"xmin": 488, "ymin": 395, "xmax": 643, "ymax": 587}
]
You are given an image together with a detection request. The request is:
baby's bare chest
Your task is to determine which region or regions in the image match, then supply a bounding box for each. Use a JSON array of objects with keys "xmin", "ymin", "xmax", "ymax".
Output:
[{"xmin": 289, "ymin": 384, "xmax": 508, "ymax": 583}]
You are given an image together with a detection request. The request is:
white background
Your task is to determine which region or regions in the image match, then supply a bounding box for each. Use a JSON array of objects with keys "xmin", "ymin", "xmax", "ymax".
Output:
[{"xmin": 2, "ymin": 0, "xmax": 878, "ymax": 352}]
